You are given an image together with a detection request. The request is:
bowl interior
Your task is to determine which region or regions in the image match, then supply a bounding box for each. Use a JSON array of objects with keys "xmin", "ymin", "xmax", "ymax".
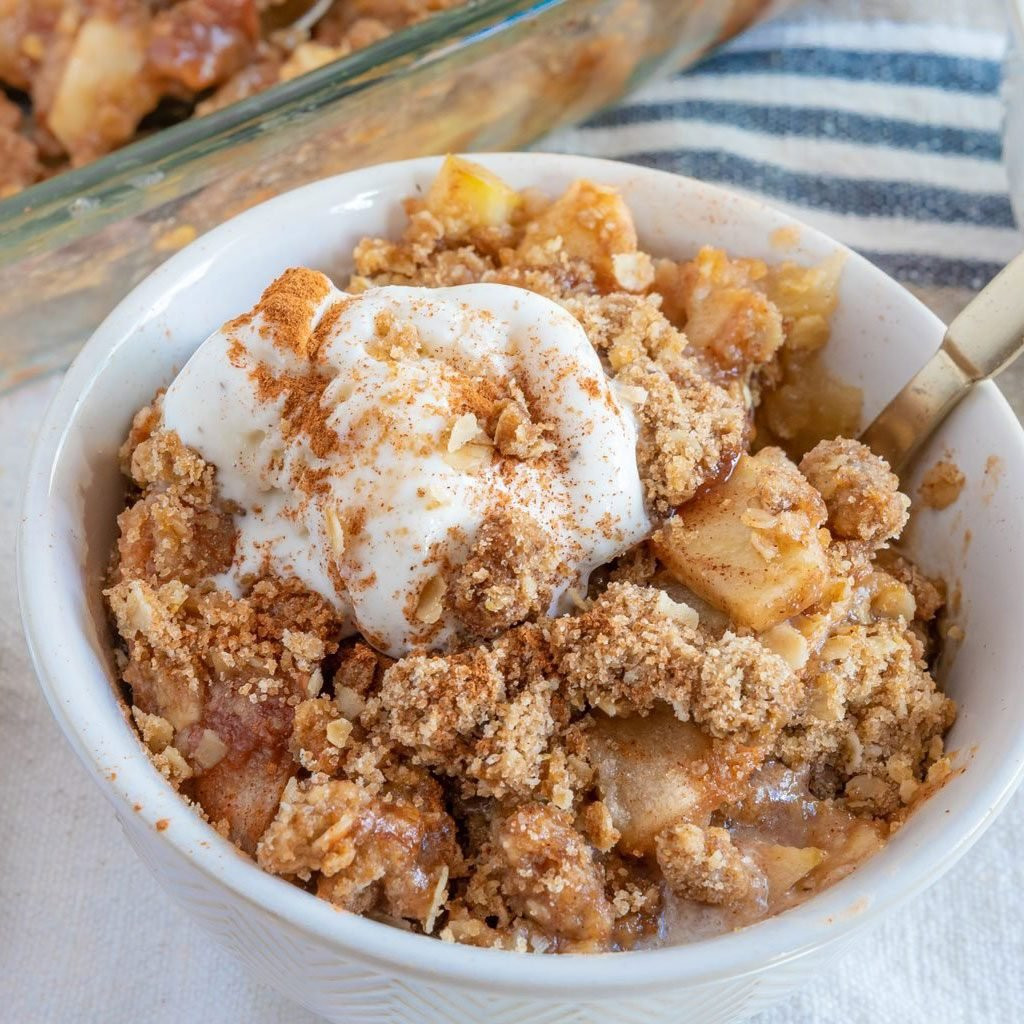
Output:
[{"xmin": 20, "ymin": 153, "xmax": 1024, "ymax": 992}]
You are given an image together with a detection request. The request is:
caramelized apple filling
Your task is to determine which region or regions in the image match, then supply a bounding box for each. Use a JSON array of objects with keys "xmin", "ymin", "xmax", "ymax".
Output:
[{"xmin": 105, "ymin": 157, "xmax": 956, "ymax": 953}]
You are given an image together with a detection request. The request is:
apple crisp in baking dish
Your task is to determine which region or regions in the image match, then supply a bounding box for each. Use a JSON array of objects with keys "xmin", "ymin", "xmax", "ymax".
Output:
[{"xmin": 0, "ymin": 0, "xmax": 466, "ymax": 194}]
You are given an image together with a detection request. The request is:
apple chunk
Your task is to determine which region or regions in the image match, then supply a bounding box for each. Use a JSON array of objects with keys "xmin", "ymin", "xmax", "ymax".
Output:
[
  {"xmin": 517, "ymin": 179, "xmax": 639, "ymax": 287},
  {"xmin": 48, "ymin": 17, "xmax": 160, "ymax": 164},
  {"xmin": 652, "ymin": 448, "xmax": 829, "ymax": 632},
  {"xmin": 588, "ymin": 708, "xmax": 759, "ymax": 856},
  {"xmin": 425, "ymin": 155, "xmax": 521, "ymax": 235},
  {"xmin": 752, "ymin": 843, "xmax": 826, "ymax": 896}
]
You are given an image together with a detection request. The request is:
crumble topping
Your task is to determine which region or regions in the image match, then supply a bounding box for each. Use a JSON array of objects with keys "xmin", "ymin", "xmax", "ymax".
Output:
[
  {"xmin": 105, "ymin": 157, "xmax": 957, "ymax": 954},
  {"xmin": 800, "ymin": 437, "xmax": 909, "ymax": 549},
  {"xmin": 289, "ymin": 697, "xmax": 343, "ymax": 775},
  {"xmin": 492, "ymin": 803, "xmax": 614, "ymax": 944},
  {"xmin": 616, "ymin": 358, "xmax": 747, "ymax": 514},
  {"xmin": 562, "ymin": 292, "xmax": 687, "ymax": 375},
  {"xmin": 579, "ymin": 799, "xmax": 621, "ymax": 853},
  {"xmin": 449, "ymin": 507, "xmax": 562, "ymax": 638},
  {"xmin": 256, "ymin": 772, "xmax": 459, "ymax": 929},
  {"xmin": 918, "ymin": 458, "xmax": 966, "ymax": 510},
  {"xmin": 777, "ymin": 618, "xmax": 955, "ymax": 814},
  {"xmin": 113, "ymin": 423, "xmax": 237, "ymax": 587},
  {"xmin": 658, "ymin": 246, "xmax": 784, "ymax": 376},
  {"xmin": 655, "ymin": 823, "xmax": 756, "ymax": 905},
  {"xmin": 692, "ymin": 634, "xmax": 798, "ymax": 744}
]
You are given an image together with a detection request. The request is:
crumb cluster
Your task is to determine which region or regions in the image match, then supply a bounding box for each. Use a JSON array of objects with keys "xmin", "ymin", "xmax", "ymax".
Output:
[
  {"xmin": 106, "ymin": 158, "xmax": 956, "ymax": 953},
  {"xmin": 917, "ymin": 458, "xmax": 966, "ymax": 510}
]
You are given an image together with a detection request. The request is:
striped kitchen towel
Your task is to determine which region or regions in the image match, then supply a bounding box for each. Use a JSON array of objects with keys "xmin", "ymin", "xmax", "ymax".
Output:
[{"xmin": 544, "ymin": 15, "xmax": 1023, "ymax": 321}]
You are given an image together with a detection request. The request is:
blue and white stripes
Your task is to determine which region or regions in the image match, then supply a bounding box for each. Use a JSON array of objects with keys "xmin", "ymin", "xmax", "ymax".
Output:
[{"xmin": 545, "ymin": 18, "xmax": 1022, "ymax": 294}]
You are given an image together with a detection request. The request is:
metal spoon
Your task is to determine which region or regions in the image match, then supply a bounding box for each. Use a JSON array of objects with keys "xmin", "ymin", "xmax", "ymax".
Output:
[{"xmin": 860, "ymin": 249, "xmax": 1024, "ymax": 473}]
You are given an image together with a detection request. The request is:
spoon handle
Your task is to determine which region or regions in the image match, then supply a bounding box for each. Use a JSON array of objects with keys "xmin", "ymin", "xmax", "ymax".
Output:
[{"xmin": 861, "ymin": 248, "xmax": 1024, "ymax": 473}]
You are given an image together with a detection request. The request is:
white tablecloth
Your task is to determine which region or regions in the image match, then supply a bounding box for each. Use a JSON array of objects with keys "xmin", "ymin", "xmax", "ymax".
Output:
[{"xmin": 3, "ymin": 4, "xmax": 1023, "ymax": 1022}]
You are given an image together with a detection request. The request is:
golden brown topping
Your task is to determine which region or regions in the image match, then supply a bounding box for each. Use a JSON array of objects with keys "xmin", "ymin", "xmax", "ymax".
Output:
[
  {"xmin": 113, "ymin": 427, "xmax": 237, "ymax": 587},
  {"xmin": 108, "ymin": 429, "xmax": 342, "ymax": 852},
  {"xmin": 289, "ymin": 697, "xmax": 342, "ymax": 775},
  {"xmin": 800, "ymin": 437, "xmax": 909, "ymax": 548},
  {"xmin": 655, "ymin": 823, "xmax": 755, "ymax": 904},
  {"xmin": 114, "ymin": 490, "xmax": 236, "ymax": 588},
  {"xmin": 549, "ymin": 582, "xmax": 703, "ymax": 716},
  {"xmin": 258, "ymin": 775, "xmax": 459, "ymax": 928},
  {"xmin": 375, "ymin": 626, "xmax": 563, "ymax": 801},
  {"xmin": 692, "ymin": 633, "xmax": 799, "ymax": 744},
  {"xmin": 776, "ymin": 618, "xmax": 956, "ymax": 814},
  {"xmin": 617, "ymin": 359, "xmax": 746, "ymax": 514},
  {"xmin": 563, "ymin": 291, "xmax": 687, "ymax": 374},
  {"xmin": 256, "ymin": 776, "xmax": 369, "ymax": 879},
  {"xmin": 450, "ymin": 507, "xmax": 562, "ymax": 638},
  {"xmin": 128, "ymin": 429, "xmax": 209, "ymax": 496},
  {"xmin": 118, "ymin": 400, "xmax": 163, "ymax": 473},
  {"xmin": 0, "ymin": 1, "xmax": 467, "ymax": 191},
  {"xmin": 579, "ymin": 800, "xmax": 621, "ymax": 853},
  {"xmin": 918, "ymin": 458, "xmax": 966, "ymax": 510},
  {"xmin": 378, "ymin": 579, "xmax": 792, "ymax": 810},
  {"xmin": 494, "ymin": 803, "xmax": 613, "ymax": 943},
  {"xmin": 108, "ymin": 166, "xmax": 957, "ymax": 955}
]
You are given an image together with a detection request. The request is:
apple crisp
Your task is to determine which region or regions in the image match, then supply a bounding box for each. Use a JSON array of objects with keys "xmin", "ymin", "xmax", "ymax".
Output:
[
  {"xmin": 0, "ymin": 0, "xmax": 466, "ymax": 195},
  {"xmin": 105, "ymin": 157, "xmax": 956, "ymax": 953}
]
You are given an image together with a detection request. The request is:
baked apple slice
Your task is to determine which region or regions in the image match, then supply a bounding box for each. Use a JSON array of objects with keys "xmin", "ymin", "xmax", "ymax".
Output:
[{"xmin": 653, "ymin": 447, "xmax": 829, "ymax": 632}]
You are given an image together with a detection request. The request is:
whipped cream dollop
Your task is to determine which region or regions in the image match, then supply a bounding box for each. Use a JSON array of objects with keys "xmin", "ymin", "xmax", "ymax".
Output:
[{"xmin": 162, "ymin": 271, "xmax": 651, "ymax": 656}]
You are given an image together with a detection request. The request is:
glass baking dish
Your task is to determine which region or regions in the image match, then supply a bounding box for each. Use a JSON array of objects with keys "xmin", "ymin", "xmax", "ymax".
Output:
[{"xmin": 0, "ymin": 0, "xmax": 778, "ymax": 390}]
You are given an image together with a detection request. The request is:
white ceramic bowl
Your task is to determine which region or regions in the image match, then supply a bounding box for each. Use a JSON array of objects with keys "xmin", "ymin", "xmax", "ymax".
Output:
[{"xmin": 19, "ymin": 154, "xmax": 1024, "ymax": 1024}]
